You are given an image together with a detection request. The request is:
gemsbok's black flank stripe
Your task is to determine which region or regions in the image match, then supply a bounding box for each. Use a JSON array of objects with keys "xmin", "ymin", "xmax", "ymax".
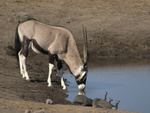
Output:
[{"xmin": 32, "ymin": 39, "xmax": 49, "ymax": 55}]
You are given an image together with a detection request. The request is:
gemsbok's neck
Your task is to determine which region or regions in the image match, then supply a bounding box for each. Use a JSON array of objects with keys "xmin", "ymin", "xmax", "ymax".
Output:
[
  {"xmin": 64, "ymin": 55, "xmax": 83, "ymax": 77},
  {"xmin": 63, "ymin": 48, "xmax": 83, "ymax": 77}
]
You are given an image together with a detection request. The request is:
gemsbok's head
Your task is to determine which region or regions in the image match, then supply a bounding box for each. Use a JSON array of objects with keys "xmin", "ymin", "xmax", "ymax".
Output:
[{"xmin": 75, "ymin": 26, "xmax": 88, "ymax": 91}]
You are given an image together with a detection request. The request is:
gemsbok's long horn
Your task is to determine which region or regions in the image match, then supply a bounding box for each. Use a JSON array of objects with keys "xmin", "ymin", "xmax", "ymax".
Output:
[{"xmin": 82, "ymin": 25, "xmax": 88, "ymax": 65}]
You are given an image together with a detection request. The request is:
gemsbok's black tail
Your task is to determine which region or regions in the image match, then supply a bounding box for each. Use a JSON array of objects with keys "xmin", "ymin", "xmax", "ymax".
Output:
[{"xmin": 15, "ymin": 25, "xmax": 21, "ymax": 62}]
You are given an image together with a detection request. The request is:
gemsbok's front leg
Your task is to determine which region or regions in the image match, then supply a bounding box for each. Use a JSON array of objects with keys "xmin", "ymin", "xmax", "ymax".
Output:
[
  {"xmin": 57, "ymin": 57, "xmax": 66, "ymax": 90},
  {"xmin": 47, "ymin": 54, "xmax": 54, "ymax": 87}
]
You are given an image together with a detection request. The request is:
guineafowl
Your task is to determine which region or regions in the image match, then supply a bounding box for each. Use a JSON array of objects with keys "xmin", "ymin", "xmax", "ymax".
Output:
[{"xmin": 109, "ymin": 98, "xmax": 113, "ymax": 103}]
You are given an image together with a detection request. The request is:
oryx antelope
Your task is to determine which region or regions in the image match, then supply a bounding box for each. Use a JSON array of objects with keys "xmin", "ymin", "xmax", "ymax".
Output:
[{"xmin": 15, "ymin": 20, "xmax": 88, "ymax": 91}]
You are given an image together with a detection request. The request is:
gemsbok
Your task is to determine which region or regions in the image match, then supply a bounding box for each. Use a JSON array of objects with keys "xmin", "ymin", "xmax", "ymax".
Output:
[{"xmin": 15, "ymin": 20, "xmax": 88, "ymax": 91}]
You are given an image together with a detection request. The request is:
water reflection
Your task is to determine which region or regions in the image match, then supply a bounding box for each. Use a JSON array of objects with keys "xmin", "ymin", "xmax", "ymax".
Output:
[
  {"xmin": 72, "ymin": 91, "xmax": 92, "ymax": 106},
  {"xmin": 64, "ymin": 59, "xmax": 150, "ymax": 113}
]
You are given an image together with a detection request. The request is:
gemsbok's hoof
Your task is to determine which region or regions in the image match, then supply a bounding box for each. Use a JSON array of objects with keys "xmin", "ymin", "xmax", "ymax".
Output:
[
  {"xmin": 48, "ymin": 84, "xmax": 53, "ymax": 87},
  {"xmin": 26, "ymin": 78, "xmax": 30, "ymax": 82},
  {"xmin": 62, "ymin": 86, "xmax": 67, "ymax": 90}
]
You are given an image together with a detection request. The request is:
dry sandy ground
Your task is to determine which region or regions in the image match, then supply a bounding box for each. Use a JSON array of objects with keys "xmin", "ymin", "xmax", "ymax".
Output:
[{"xmin": 0, "ymin": 0, "xmax": 150, "ymax": 112}]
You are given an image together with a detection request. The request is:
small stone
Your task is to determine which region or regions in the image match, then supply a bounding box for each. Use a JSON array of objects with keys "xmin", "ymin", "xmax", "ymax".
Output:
[
  {"xmin": 46, "ymin": 99, "xmax": 53, "ymax": 104},
  {"xmin": 34, "ymin": 109, "xmax": 45, "ymax": 113}
]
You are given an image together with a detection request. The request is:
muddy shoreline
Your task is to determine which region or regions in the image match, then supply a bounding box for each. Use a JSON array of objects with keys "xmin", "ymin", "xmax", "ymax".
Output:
[{"xmin": 0, "ymin": 99, "xmax": 140, "ymax": 113}]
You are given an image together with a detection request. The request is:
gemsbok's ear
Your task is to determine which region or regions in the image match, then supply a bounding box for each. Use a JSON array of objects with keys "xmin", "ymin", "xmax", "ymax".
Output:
[
  {"xmin": 82, "ymin": 62, "xmax": 87, "ymax": 71},
  {"xmin": 84, "ymin": 62, "xmax": 87, "ymax": 68}
]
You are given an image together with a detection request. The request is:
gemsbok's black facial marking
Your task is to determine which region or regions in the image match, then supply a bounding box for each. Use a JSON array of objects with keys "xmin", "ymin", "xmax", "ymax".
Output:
[
  {"xmin": 80, "ymin": 73, "xmax": 87, "ymax": 84},
  {"xmin": 75, "ymin": 72, "xmax": 87, "ymax": 85}
]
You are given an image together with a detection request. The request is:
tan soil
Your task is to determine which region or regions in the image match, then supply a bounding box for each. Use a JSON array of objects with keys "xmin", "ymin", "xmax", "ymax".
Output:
[{"xmin": 0, "ymin": 0, "xmax": 149, "ymax": 112}]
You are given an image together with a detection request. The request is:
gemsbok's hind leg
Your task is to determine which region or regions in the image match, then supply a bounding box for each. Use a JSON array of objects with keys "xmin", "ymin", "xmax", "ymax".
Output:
[
  {"xmin": 19, "ymin": 36, "xmax": 30, "ymax": 81},
  {"xmin": 19, "ymin": 54, "xmax": 30, "ymax": 81},
  {"xmin": 47, "ymin": 54, "xmax": 54, "ymax": 87},
  {"xmin": 56, "ymin": 56, "xmax": 66, "ymax": 90},
  {"xmin": 18, "ymin": 51, "xmax": 25, "ymax": 78}
]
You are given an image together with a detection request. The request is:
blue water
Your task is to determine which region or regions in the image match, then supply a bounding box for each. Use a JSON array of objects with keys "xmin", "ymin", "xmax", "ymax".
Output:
[{"xmin": 64, "ymin": 61, "xmax": 150, "ymax": 113}]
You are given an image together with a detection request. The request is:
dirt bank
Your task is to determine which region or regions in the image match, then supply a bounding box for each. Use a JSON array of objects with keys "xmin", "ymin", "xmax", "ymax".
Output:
[{"xmin": 0, "ymin": 0, "xmax": 149, "ymax": 112}]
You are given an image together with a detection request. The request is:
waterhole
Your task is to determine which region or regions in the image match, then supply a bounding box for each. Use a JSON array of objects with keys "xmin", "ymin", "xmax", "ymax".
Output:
[{"xmin": 64, "ymin": 59, "xmax": 150, "ymax": 113}]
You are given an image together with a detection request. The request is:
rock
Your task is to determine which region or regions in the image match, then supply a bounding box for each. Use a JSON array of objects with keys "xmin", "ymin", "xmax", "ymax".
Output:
[
  {"xmin": 34, "ymin": 109, "xmax": 45, "ymax": 113},
  {"xmin": 46, "ymin": 99, "xmax": 53, "ymax": 104},
  {"xmin": 73, "ymin": 95, "xmax": 92, "ymax": 106}
]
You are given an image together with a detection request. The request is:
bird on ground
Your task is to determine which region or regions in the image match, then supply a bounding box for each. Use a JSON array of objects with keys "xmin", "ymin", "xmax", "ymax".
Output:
[
  {"xmin": 92, "ymin": 92, "xmax": 120, "ymax": 109},
  {"xmin": 112, "ymin": 100, "xmax": 120, "ymax": 110},
  {"xmin": 109, "ymin": 98, "xmax": 113, "ymax": 103},
  {"xmin": 104, "ymin": 91, "xmax": 108, "ymax": 101}
]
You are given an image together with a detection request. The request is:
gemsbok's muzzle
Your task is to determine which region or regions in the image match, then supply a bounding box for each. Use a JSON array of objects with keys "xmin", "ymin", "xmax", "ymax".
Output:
[{"xmin": 75, "ymin": 72, "xmax": 87, "ymax": 91}]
